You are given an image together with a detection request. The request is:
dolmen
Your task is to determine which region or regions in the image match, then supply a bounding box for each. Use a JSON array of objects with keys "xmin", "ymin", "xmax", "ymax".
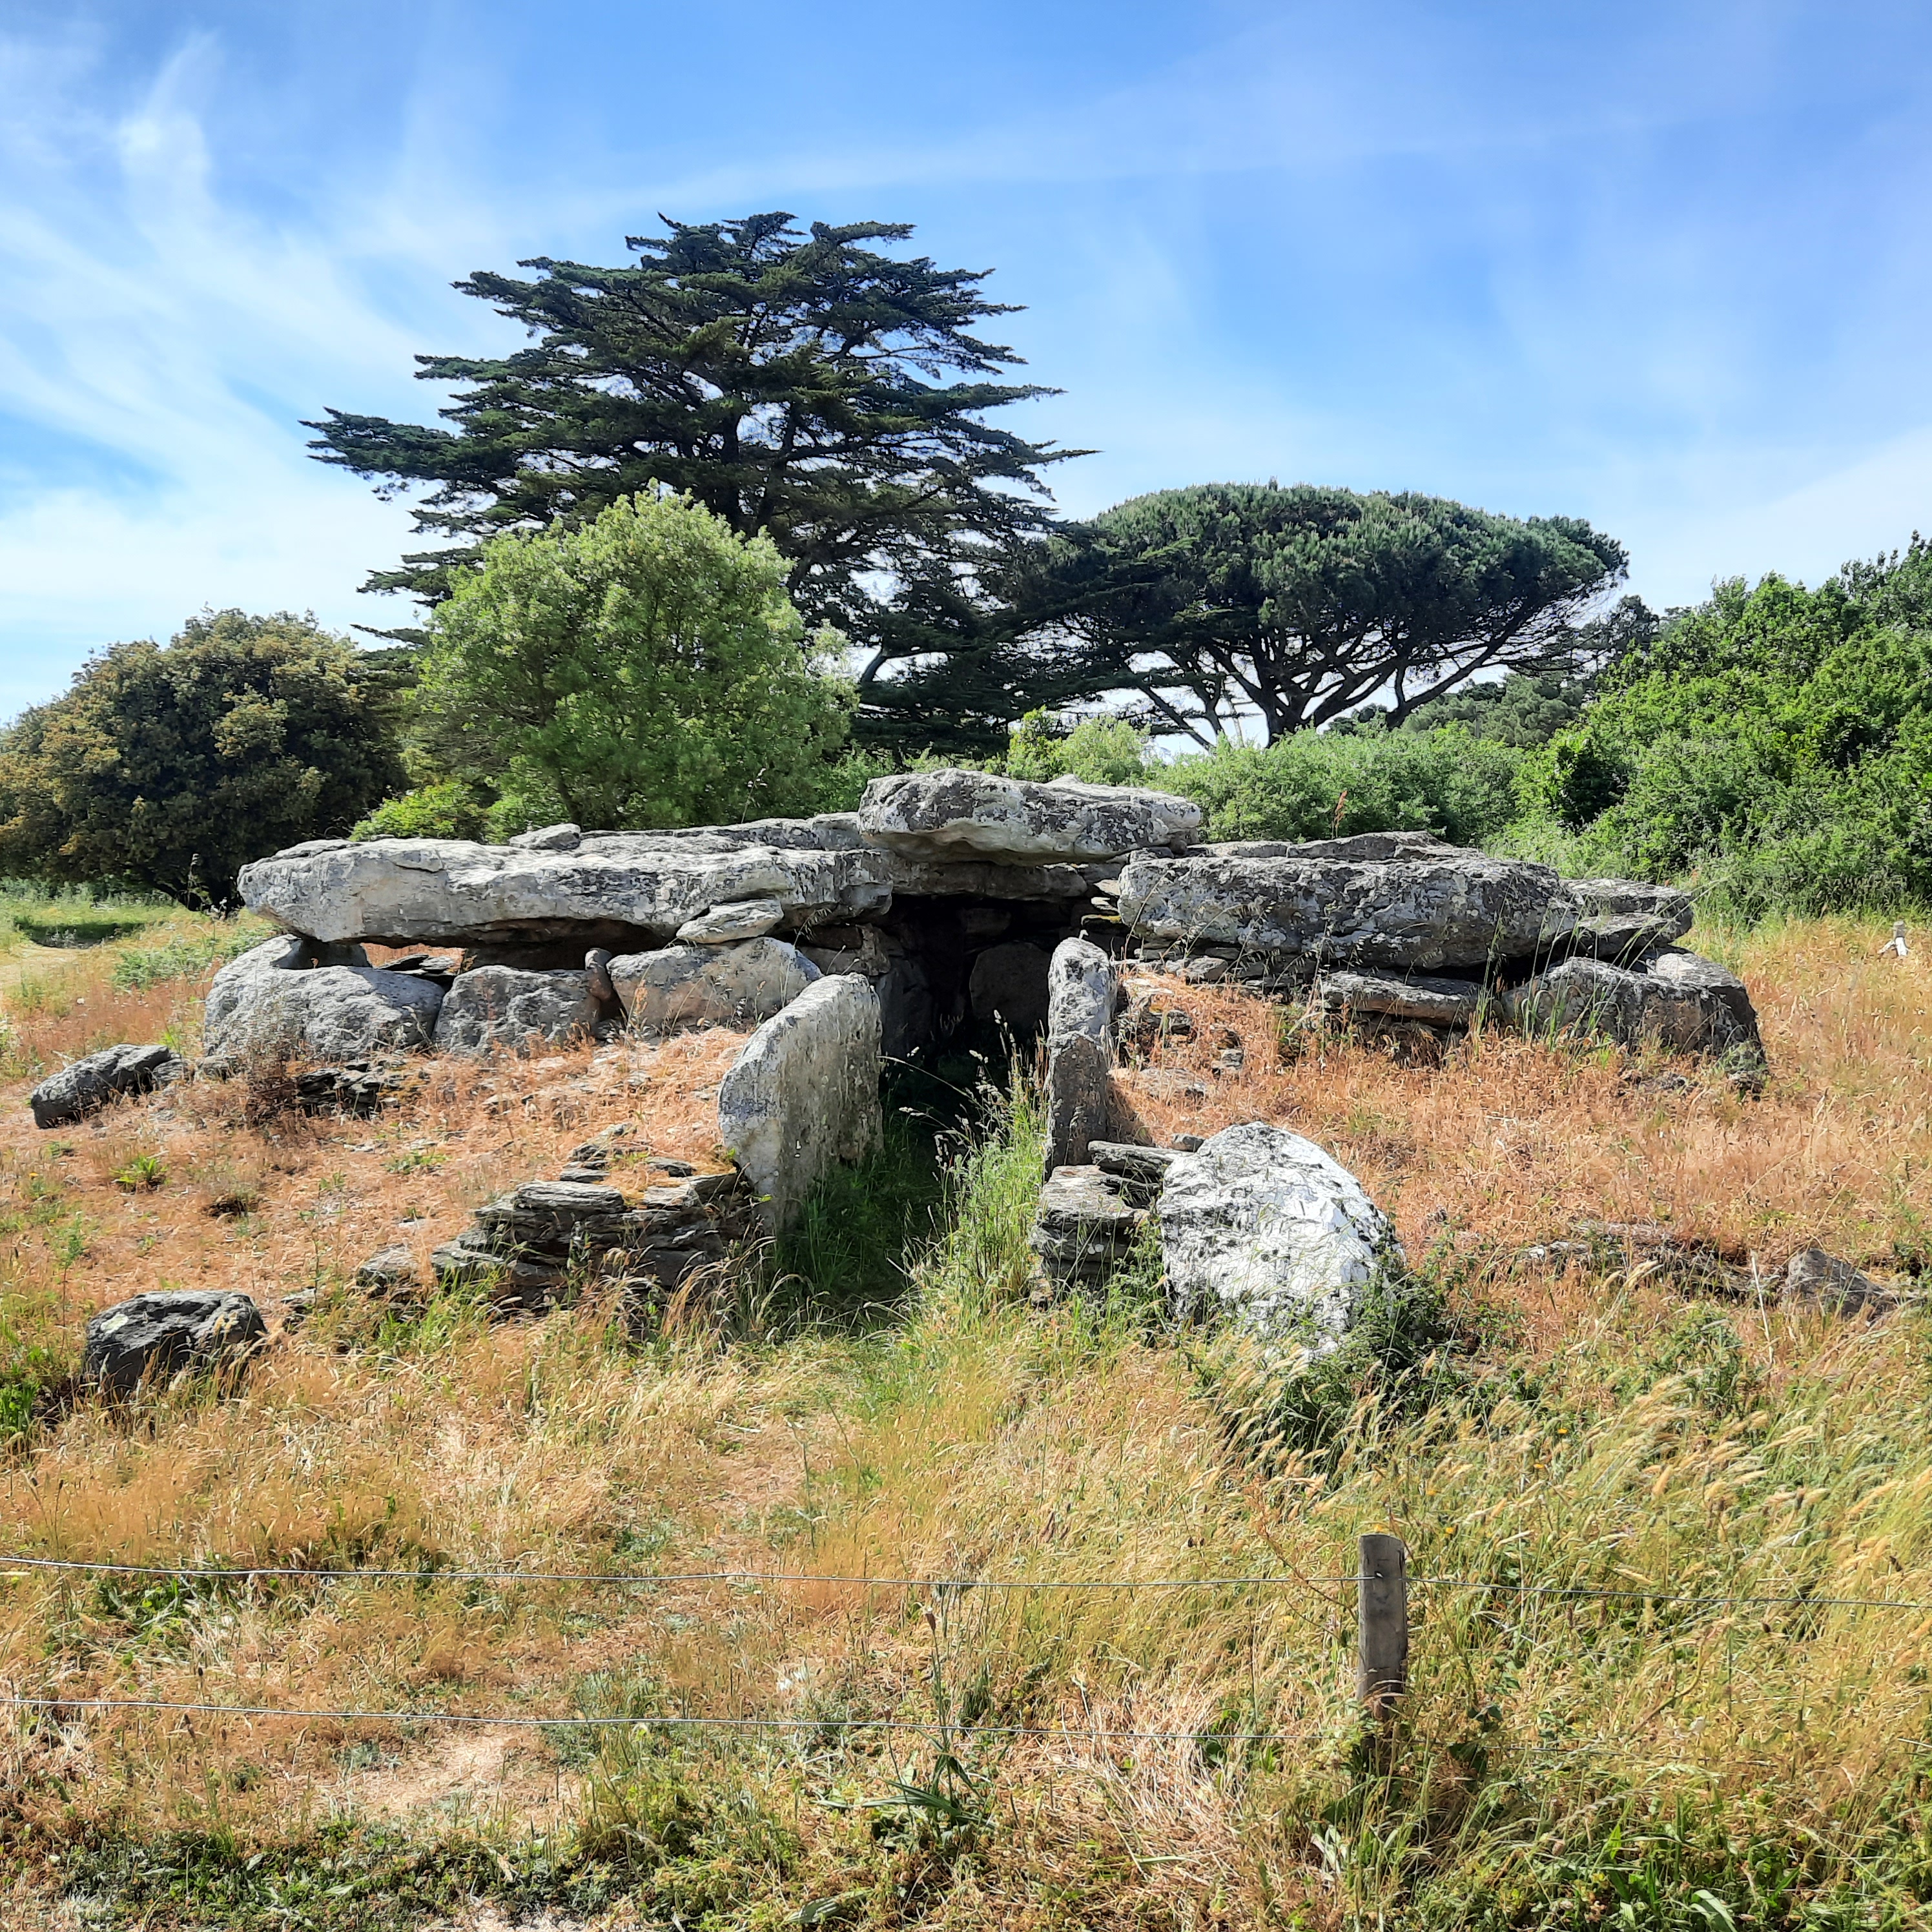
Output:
[{"xmin": 178, "ymin": 771, "xmax": 1762, "ymax": 1229}]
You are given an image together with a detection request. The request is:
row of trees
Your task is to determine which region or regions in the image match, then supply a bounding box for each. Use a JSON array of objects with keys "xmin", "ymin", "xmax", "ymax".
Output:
[
  {"xmin": 307, "ymin": 212, "xmax": 1629, "ymax": 751},
  {"xmin": 8, "ymin": 209, "xmax": 1922, "ymax": 916},
  {"xmin": 3, "ymin": 519, "xmax": 1927, "ymax": 914}
]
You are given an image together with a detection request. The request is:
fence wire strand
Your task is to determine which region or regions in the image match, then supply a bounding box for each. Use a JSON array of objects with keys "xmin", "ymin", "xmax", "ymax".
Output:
[{"xmin": 6, "ymin": 1551, "xmax": 1932, "ymax": 1614}]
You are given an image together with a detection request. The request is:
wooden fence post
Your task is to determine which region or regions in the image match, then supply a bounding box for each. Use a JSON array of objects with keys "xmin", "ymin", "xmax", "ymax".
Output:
[{"xmin": 1357, "ymin": 1532, "xmax": 1409, "ymax": 1723}]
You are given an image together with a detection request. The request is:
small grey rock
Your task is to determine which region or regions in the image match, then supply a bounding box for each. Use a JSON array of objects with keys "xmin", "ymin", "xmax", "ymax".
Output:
[
  {"xmin": 508, "ymin": 823, "xmax": 583, "ymax": 850},
  {"xmin": 83, "ymin": 1291, "xmax": 266, "ymax": 1398},
  {"xmin": 675, "ymin": 898, "xmax": 785, "ymax": 943},
  {"xmin": 1783, "ymin": 1247, "xmax": 1891, "ymax": 1313},
  {"xmin": 355, "ymin": 1245, "xmax": 420, "ymax": 1296},
  {"xmin": 30, "ymin": 1043, "xmax": 184, "ymax": 1129}
]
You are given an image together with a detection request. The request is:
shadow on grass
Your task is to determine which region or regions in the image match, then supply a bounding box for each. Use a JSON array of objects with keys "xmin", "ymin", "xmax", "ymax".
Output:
[{"xmin": 768, "ymin": 1106, "xmax": 948, "ymax": 1334}]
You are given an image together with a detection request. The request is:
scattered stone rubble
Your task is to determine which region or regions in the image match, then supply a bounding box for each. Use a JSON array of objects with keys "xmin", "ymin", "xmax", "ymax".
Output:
[{"xmin": 424, "ymin": 1141, "xmax": 755, "ymax": 1317}]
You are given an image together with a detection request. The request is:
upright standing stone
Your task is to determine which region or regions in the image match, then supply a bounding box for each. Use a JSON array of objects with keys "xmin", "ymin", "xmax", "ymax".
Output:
[
  {"xmin": 607, "ymin": 939, "xmax": 819, "ymax": 1034},
  {"xmin": 718, "ymin": 975, "xmax": 884, "ymax": 1231},
  {"xmin": 1042, "ymin": 938, "xmax": 1118, "ymax": 1173},
  {"xmin": 431, "ymin": 967, "xmax": 605, "ymax": 1054}
]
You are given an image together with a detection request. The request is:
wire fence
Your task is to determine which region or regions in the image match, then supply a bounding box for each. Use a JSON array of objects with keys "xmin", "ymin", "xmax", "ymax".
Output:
[
  {"xmin": 7, "ymin": 1541, "xmax": 1928, "ymax": 1750},
  {"xmin": 6, "ymin": 1549, "xmax": 1932, "ymax": 1613}
]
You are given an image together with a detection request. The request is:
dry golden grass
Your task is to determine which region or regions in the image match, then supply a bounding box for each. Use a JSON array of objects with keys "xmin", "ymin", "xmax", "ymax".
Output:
[{"xmin": 0, "ymin": 911, "xmax": 1927, "ymax": 1927}]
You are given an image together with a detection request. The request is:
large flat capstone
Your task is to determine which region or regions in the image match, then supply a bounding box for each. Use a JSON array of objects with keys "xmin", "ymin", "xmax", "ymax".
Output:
[
  {"xmin": 717, "ymin": 974, "xmax": 883, "ymax": 1231},
  {"xmin": 1159, "ymin": 1124, "xmax": 1402, "ymax": 1350},
  {"xmin": 238, "ymin": 834, "xmax": 896, "ymax": 947},
  {"xmin": 858, "ymin": 771, "xmax": 1201, "ymax": 863},
  {"xmin": 1118, "ymin": 848, "xmax": 1577, "ymax": 971}
]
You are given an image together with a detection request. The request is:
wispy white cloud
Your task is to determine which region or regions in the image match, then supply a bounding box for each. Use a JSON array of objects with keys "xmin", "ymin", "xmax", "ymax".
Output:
[{"xmin": 3, "ymin": 1, "xmax": 1931, "ymax": 723}]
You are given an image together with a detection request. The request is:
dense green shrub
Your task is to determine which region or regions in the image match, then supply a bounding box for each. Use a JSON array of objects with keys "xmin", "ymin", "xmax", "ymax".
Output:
[
  {"xmin": 1003, "ymin": 712, "xmax": 1156, "ymax": 786},
  {"xmin": 1519, "ymin": 552, "xmax": 1932, "ymax": 915},
  {"xmin": 1167, "ymin": 724, "xmax": 1525, "ymax": 846},
  {"xmin": 351, "ymin": 779, "xmax": 489, "ymax": 842},
  {"xmin": 409, "ymin": 493, "xmax": 860, "ymax": 836}
]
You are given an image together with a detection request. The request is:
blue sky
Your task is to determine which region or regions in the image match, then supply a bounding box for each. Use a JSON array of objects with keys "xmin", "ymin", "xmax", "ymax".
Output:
[{"xmin": 3, "ymin": 0, "xmax": 1931, "ymax": 718}]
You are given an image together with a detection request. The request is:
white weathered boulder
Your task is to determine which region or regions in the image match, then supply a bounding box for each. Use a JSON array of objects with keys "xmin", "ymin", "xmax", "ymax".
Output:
[
  {"xmin": 608, "ymin": 938, "xmax": 819, "ymax": 1034},
  {"xmin": 204, "ymin": 936, "xmax": 444, "ymax": 1062},
  {"xmin": 30, "ymin": 1043, "xmax": 185, "ymax": 1128},
  {"xmin": 1119, "ymin": 847, "xmax": 1576, "ymax": 971},
  {"xmin": 675, "ymin": 898, "xmax": 785, "ymax": 943},
  {"xmin": 718, "ymin": 974, "xmax": 883, "ymax": 1231},
  {"xmin": 238, "ymin": 835, "xmax": 894, "ymax": 947},
  {"xmin": 431, "ymin": 967, "xmax": 605, "ymax": 1054},
  {"xmin": 1159, "ymin": 1124, "xmax": 1403, "ymax": 1350},
  {"xmin": 858, "ymin": 770, "xmax": 1202, "ymax": 864},
  {"xmin": 1042, "ymin": 938, "xmax": 1118, "ymax": 1171},
  {"xmin": 1506, "ymin": 948, "xmax": 1762, "ymax": 1060},
  {"xmin": 1317, "ymin": 971, "xmax": 1486, "ymax": 1026},
  {"xmin": 83, "ymin": 1291, "xmax": 266, "ymax": 1397}
]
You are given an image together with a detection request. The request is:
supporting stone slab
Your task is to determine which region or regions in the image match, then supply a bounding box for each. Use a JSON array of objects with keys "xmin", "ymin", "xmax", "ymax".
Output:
[
  {"xmin": 717, "ymin": 974, "xmax": 884, "ymax": 1232},
  {"xmin": 1042, "ymin": 937, "xmax": 1118, "ymax": 1173}
]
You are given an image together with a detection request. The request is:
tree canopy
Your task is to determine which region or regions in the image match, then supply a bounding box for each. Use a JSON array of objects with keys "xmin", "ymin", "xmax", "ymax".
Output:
[
  {"xmin": 1017, "ymin": 482, "xmax": 1628, "ymax": 744},
  {"xmin": 406, "ymin": 491, "xmax": 861, "ymax": 835},
  {"xmin": 0, "ymin": 611, "xmax": 406, "ymax": 906},
  {"xmin": 307, "ymin": 212, "xmax": 1088, "ymax": 752}
]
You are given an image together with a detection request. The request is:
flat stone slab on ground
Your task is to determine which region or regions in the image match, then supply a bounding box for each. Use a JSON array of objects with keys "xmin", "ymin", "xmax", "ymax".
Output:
[
  {"xmin": 1317, "ymin": 971, "xmax": 1486, "ymax": 1026},
  {"xmin": 1030, "ymin": 1164, "xmax": 1146, "ymax": 1290}
]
